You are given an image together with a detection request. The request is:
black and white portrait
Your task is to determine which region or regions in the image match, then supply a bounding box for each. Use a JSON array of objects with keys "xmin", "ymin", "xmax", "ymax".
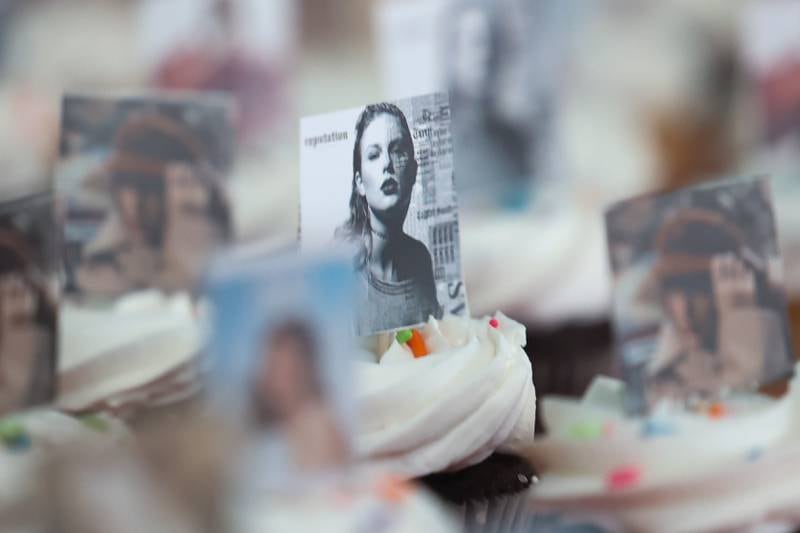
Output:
[
  {"xmin": 300, "ymin": 93, "xmax": 466, "ymax": 335},
  {"xmin": 374, "ymin": 0, "xmax": 573, "ymax": 210},
  {"xmin": 58, "ymin": 93, "xmax": 235, "ymax": 301},
  {"xmin": 0, "ymin": 194, "xmax": 57, "ymax": 416},
  {"xmin": 606, "ymin": 177, "xmax": 795, "ymax": 412}
]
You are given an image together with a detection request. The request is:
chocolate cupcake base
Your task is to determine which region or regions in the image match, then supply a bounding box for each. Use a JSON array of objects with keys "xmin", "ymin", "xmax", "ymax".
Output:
[{"xmin": 419, "ymin": 453, "xmax": 537, "ymax": 531}]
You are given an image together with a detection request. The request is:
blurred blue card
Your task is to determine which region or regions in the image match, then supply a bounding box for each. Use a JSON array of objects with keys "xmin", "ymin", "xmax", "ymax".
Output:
[{"xmin": 205, "ymin": 246, "xmax": 356, "ymax": 482}]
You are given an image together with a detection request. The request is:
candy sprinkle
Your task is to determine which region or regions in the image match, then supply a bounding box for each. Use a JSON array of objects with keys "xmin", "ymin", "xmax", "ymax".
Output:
[
  {"xmin": 641, "ymin": 418, "xmax": 676, "ymax": 439},
  {"xmin": 746, "ymin": 447, "xmax": 764, "ymax": 463},
  {"xmin": 395, "ymin": 329, "xmax": 413, "ymax": 344},
  {"xmin": 0, "ymin": 420, "xmax": 30, "ymax": 453},
  {"xmin": 607, "ymin": 466, "xmax": 641, "ymax": 490},
  {"xmin": 375, "ymin": 475, "xmax": 413, "ymax": 504},
  {"xmin": 408, "ymin": 329, "xmax": 428, "ymax": 358},
  {"xmin": 489, "ymin": 318, "xmax": 499, "ymax": 329},
  {"xmin": 569, "ymin": 422, "xmax": 603, "ymax": 440},
  {"xmin": 708, "ymin": 403, "xmax": 727, "ymax": 420},
  {"xmin": 0, "ymin": 420, "xmax": 25, "ymax": 441},
  {"xmin": 5, "ymin": 433, "xmax": 31, "ymax": 453},
  {"xmin": 81, "ymin": 414, "xmax": 109, "ymax": 433}
]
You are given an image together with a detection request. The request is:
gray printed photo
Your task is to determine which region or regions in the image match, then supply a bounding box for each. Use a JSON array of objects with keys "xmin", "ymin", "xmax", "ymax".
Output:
[
  {"xmin": 57, "ymin": 93, "xmax": 235, "ymax": 301},
  {"xmin": 605, "ymin": 177, "xmax": 795, "ymax": 412},
  {"xmin": 0, "ymin": 193, "xmax": 57, "ymax": 416},
  {"xmin": 300, "ymin": 93, "xmax": 467, "ymax": 335}
]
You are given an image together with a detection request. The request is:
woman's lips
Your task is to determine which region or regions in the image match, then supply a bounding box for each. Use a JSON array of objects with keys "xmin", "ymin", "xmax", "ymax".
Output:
[{"xmin": 380, "ymin": 178, "xmax": 399, "ymax": 195}]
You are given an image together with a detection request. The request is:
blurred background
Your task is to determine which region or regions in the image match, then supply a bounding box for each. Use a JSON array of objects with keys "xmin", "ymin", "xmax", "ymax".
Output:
[
  {"xmin": 2, "ymin": 1, "xmax": 800, "ymax": 530},
  {"xmin": 0, "ymin": 0, "xmax": 799, "ymax": 396}
]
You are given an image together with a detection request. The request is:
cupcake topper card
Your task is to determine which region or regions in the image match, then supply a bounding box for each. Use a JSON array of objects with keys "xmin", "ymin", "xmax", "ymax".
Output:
[
  {"xmin": 0, "ymin": 193, "xmax": 57, "ymax": 417},
  {"xmin": 205, "ymin": 247, "xmax": 357, "ymax": 487},
  {"xmin": 299, "ymin": 92, "xmax": 467, "ymax": 336},
  {"xmin": 740, "ymin": 0, "xmax": 800, "ymax": 145},
  {"xmin": 605, "ymin": 176, "xmax": 795, "ymax": 413},
  {"xmin": 57, "ymin": 92, "xmax": 235, "ymax": 301}
]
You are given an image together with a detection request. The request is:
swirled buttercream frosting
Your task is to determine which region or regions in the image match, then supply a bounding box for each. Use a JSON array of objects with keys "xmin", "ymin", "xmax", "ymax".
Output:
[{"xmin": 355, "ymin": 312, "xmax": 536, "ymax": 478}]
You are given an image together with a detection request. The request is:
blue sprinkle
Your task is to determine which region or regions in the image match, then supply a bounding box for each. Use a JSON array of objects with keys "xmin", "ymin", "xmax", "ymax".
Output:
[
  {"xmin": 746, "ymin": 447, "xmax": 764, "ymax": 462},
  {"xmin": 640, "ymin": 418, "xmax": 676, "ymax": 439},
  {"xmin": 4, "ymin": 434, "xmax": 31, "ymax": 453}
]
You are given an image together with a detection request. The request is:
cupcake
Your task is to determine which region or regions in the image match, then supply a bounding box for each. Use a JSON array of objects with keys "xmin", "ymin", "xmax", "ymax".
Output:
[
  {"xmin": 0, "ymin": 408, "xmax": 128, "ymax": 530},
  {"xmin": 355, "ymin": 312, "xmax": 538, "ymax": 530},
  {"xmin": 231, "ymin": 473, "xmax": 460, "ymax": 533},
  {"xmin": 58, "ymin": 290, "xmax": 202, "ymax": 419},
  {"xmin": 525, "ymin": 364, "xmax": 800, "ymax": 531}
]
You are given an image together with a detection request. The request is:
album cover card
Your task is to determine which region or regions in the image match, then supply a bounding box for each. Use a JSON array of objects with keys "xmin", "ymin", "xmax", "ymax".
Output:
[
  {"xmin": 205, "ymin": 248, "xmax": 356, "ymax": 484},
  {"xmin": 56, "ymin": 92, "xmax": 235, "ymax": 301},
  {"xmin": 375, "ymin": 0, "xmax": 575, "ymax": 210},
  {"xmin": 605, "ymin": 176, "xmax": 795, "ymax": 412},
  {"xmin": 300, "ymin": 92, "xmax": 467, "ymax": 336},
  {"xmin": 0, "ymin": 193, "xmax": 57, "ymax": 416},
  {"xmin": 740, "ymin": 0, "xmax": 800, "ymax": 144}
]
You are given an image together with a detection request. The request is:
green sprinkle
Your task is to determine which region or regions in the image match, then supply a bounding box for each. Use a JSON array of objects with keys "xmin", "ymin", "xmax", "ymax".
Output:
[
  {"xmin": 80, "ymin": 414, "xmax": 109, "ymax": 433},
  {"xmin": 395, "ymin": 329, "xmax": 413, "ymax": 344},
  {"xmin": 569, "ymin": 422, "xmax": 603, "ymax": 440},
  {"xmin": 0, "ymin": 419, "xmax": 25, "ymax": 441}
]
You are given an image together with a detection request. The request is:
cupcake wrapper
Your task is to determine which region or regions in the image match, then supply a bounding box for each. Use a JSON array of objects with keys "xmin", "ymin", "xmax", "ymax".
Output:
[{"xmin": 453, "ymin": 491, "xmax": 534, "ymax": 533}]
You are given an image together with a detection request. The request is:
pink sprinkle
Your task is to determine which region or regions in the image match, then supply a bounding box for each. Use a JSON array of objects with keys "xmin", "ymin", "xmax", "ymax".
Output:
[
  {"xmin": 489, "ymin": 318, "xmax": 499, "ymax": 329},
  {"xmin": 607, "ymin": 466, "xmax": 641, "ymax": 490}
]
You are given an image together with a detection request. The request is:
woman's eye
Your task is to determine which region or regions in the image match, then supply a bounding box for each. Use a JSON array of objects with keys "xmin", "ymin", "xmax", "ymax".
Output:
[
  {"xmin": 367, "ymin": 149, "xmax": 380, "ymax": 161},
  {"xmin": 391, "ymin": 148, "xmax": 408, "ymax": 159}
]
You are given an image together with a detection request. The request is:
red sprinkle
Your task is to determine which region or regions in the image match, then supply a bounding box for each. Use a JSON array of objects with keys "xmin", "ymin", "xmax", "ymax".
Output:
[
  {"xmin": 489, "ymin": 318, "xmax": 499, "ymax": 329},
  {"xmin": 607, "ymin": 466, "xmax": 641, "ymax": 490}
]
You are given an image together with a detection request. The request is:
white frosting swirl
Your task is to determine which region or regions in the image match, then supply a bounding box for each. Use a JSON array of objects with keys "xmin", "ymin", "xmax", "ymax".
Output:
[
  {"xmin": 526, "ymin": 366, "xmax": 800, "ymax": 531},
  {"xmin": 355, "ymin": 312, "xmax": 536, "ymax": 478}
]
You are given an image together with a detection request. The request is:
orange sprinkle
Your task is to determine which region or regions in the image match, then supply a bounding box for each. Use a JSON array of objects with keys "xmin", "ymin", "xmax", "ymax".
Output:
[
  {"xmin": 408, "ymin": 329, "xmax": 428, "ymax": 358},
  {"xmin": 375, "ymin": 475, "xmax": 413, "ymax": 504},
  {"xmin": 708, "ymin": 403, "xmax": 727, "ymax": 419}
]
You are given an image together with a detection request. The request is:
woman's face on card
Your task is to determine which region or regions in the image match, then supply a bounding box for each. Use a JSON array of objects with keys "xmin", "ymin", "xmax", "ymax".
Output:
[
  {"xmin": 259, "ymin": 335, "xmax": 316, "ymax": 419},
  {"xmin": 663, "ymin": 289, "xmax": 714, "ymax": 351},
  {"xmin": 357, "ymin": 113, "xmax": 414, "ymax": 221}
]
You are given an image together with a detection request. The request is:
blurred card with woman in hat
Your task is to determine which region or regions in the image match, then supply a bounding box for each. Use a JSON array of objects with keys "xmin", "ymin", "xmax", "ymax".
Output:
[
  {"xmin": 57, "ymin": 93, "xmax": 235, "ymax": 300},
  {"xmin": 605, "ymin": 177, "xmax": 795, "ymax": 411}
]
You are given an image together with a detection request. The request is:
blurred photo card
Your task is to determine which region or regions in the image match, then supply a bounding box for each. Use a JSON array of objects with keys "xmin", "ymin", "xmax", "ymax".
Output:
[
  {"xmin": 206, "ymin": 248, "xmax": 356, "ymax": 484},
  {"xmin": 300, "ymin": 92, "xmax": 467, "ymax": 336},
  {"xmin": 740, "ymin": 0, "xmax": 800, "ymax": 144},
  {"xmin": 375, "ymin": 0, "xmax": 575, "ymax": 210},
  {"xmin": 57, "ymin": 92, "xmax": 235, "ymax": 301},
  {"xmin": 605, "ymin": 177, "xmax": 795, "ymax": 412},
  {"xmin": 0, "ymin": 193, "xmax": 57, "ymax": 416}
]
